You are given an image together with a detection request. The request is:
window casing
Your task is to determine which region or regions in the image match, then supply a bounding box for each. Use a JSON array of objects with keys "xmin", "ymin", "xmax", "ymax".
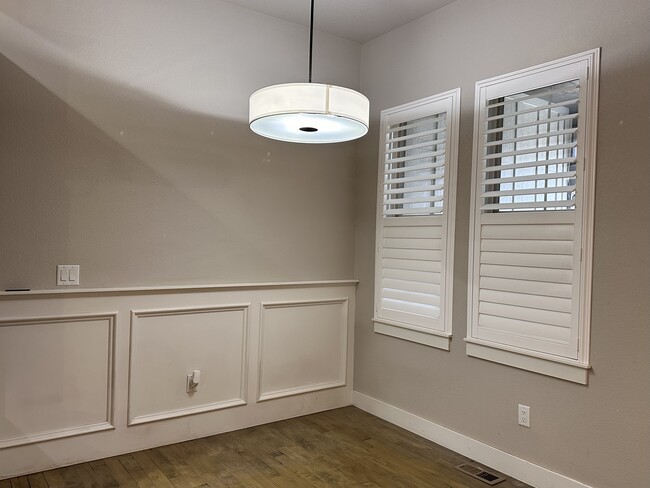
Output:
[
  {"xmin": 374, "ymin": 89, "xmax": 460, "ymax": 350},
  {"xmin": 467, "ymin": 50, "xmax": 599, "ymax": 383}
]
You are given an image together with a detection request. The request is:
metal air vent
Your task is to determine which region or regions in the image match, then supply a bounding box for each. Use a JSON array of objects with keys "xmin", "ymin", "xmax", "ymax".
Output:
[{"xmin": 456, "ymin": 463, "xmax": 506, "ymax": 485}]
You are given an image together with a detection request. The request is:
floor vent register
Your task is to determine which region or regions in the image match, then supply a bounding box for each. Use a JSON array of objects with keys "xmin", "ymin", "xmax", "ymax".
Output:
[{"xmin": 455, "ymin": 463, "xmax": 506, "ymax": 485}]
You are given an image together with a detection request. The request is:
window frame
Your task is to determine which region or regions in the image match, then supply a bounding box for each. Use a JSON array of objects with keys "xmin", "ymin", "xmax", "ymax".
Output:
[
  {"xmin": 466, "ymin": 50, "xmax": 600, "ymax": 383},
  {"xmin": 373, "ymin": 88, "xmax": 460, "ymax": 350}
]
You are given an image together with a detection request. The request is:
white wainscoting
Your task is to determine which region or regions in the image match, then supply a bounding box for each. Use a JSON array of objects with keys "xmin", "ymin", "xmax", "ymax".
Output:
[
  {"xmin": 258, "ymin": 299, "xmax": 348, "ymax": 401},
  {"xmin": 0, "ymin": 281, "xmax": 355, "ymax": 479},
  {"xmin": 128, "ymin": 304, "xmax": 249, "ymax": 425},
  {"xmin": 0, "ymin": 313, "xmax": 115, "ymax": 449}
]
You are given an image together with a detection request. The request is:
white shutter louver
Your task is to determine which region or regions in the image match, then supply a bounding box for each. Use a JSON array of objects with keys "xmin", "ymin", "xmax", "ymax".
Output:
[
  {"xmin": 383, "ymin": 113, "xmax": 447, "ymax": 217},
  {"xmin": 480, "ymin": 80, "xmax": 580, "ymax": 213},
  {"xmin": 476, "ymin": 212, "xmax": 576, "ymax": 357},
  {"xmin": 467, "ymin": 50, "xmax": 599, "ymax": 383},
  {"xmin": 374, "ymin": 90, "xmax": 460, "ymax": 349},
  {"xmin": 380, "ymin": 216, "xmax": 443, "ymax": 327}
]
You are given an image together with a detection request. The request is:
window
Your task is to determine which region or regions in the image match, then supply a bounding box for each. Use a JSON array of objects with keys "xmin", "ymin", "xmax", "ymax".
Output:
[
  {"xmin": 467, "ymin": 50, "xmax": 599, "ymax": 383},
  {"xmin": 483, "ymin": 80, "xmax": 579, "ymax": 212},
  {"xmin": 374, "ymin": 89, "xmax": 460, "ymax": 350}
]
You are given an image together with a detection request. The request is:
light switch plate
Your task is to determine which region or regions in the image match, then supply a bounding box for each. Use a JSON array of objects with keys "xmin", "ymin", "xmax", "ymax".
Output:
[{"xmin": 57, "ymin": 265, "xmax": 80, "ymax": 286}]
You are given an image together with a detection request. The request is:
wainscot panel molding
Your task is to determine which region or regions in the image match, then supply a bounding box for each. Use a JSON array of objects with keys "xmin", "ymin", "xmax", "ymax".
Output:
[
  {"xmin": 0, "ymin": 313, "xmax": 116, "ymax": 449},
  {"xmin": 128, "ymin": 304, "xmax": 250, "ymax": 425},
  {"xmin": 258, "ymin": 299, "xmax": 348, "ymax": 401},
  {"xmin": 353, "ymin": 391, "xmax": 594, "ymax": 488},
  {"xmin": 0, "ymin": 281, "xmax": 355, "ymax": 479}
]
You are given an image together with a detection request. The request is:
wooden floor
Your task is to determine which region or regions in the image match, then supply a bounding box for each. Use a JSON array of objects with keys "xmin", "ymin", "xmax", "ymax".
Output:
[{"xmin": 2, "ymin": 407, "xmax": 530, "ymax": 488}]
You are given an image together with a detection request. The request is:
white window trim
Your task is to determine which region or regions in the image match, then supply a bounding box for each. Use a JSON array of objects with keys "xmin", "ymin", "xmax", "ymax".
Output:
[
  {"xmin": 466, "ymin": 50, "xmax": 600, "ymax": 383},
  {"xmin": 373, "ymin": 88, "xmax": 460, "ymax": 350}
]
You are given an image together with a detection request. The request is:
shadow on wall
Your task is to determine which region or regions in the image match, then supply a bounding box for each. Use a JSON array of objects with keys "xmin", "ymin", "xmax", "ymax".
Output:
[{"xmin": 0, "ymin": 47, "xmax": 358, "ymax": 290}]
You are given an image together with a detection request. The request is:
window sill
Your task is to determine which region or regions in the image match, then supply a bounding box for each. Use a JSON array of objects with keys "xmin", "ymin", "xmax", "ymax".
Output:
[
  {"xmin": 465, "ymin": 339, "xmax": 590, "ymax": 384},
  {"xmin": 373, "ymin": 318, "xmax": 451, "ymax": 351}
]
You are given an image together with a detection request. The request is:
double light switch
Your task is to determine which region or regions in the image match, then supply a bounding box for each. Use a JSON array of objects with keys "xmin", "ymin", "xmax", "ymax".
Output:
[{"xmin": 57, "ymin": 265, "xmax": 80, "ymax": 286}]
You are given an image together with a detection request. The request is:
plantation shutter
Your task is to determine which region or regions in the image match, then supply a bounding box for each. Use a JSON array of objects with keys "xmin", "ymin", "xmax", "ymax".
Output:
[
  {"xmin": 374, "ymin": 90, "xmax": 459, "ymax": 346},
  {"xmin": 480, "ymin": 80, "xmax": 579, "ymax": 212},
  {"xmin": 382, "ymin": 112, "xmax": 447, "ymax": 217},
  {"xmin": 468, "ymin": 51, "xmax": 598, "ymax": 368},
  {"xmin": 475, "ymin": 211, "xmax": 577, "ymax": 357},
  {"xmin": 380, "ymin": 215, "xmax": 444, "ymax": 328}
]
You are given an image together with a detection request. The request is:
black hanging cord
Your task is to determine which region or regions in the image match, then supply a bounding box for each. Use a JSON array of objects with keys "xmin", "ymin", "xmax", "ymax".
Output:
[{"xmin": 308, "ymin": 0, "xmax": 314, "ymax": 83}]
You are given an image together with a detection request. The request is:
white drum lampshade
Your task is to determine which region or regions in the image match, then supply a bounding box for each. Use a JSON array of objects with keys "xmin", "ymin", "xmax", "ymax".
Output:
[{"xmin": 249, "ymin": 82, "xmax": 369, "ymax": 144}]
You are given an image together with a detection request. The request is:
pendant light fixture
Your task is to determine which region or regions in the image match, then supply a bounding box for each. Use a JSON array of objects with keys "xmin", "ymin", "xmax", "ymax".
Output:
[{"xmin": 249, "ymin": 0, "xmax": 369, "ymax": 143}]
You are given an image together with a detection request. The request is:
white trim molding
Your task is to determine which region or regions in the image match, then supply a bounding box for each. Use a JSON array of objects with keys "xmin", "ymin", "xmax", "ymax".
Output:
[
  {"xmin": 353, "ymin": 391, "xmax": 594, "ymax": 488},
  {"xmin": 373, "ymin": 318, "xmax": 451, "ymax": 350},
  {"xmin": 0, "ymin": 312, "xmax": 116, "ymax": 449},
  {"xmin": 258, "ymin": 298, "xmax": 349, "ymax": 402},
  {"xmin": 128, "ymin": 399, "xmax": 247, "ymax": 426},
  {"xmin": 466, "ymin": 339, "xmax": 590, "ymax": 384},
  {"xmin": 0, "ymin": 279, "xmax": 359, "ymax": 299},
  {"xmin": 0, "ymin": 423, "xmax": 114, "ymax": 450},
  {"xmin": 128, "ymin": 304, "xmax": 250, "ymax": 425}
]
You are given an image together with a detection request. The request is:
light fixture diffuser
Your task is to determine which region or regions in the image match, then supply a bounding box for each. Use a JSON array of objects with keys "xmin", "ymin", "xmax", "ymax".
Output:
[
  {"xmin": 248, "ymin": 0, "xmax": 369, "ymax": 144},
  {"xmin": 249, "ymin": 83, "xmax": 369, "ymax": 143}
]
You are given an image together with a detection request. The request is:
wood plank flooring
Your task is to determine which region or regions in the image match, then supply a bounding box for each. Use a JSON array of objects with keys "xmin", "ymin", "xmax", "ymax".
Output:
[{"xmin": 3, "ymin": 407, "xmax": 530, "ymax": 488}]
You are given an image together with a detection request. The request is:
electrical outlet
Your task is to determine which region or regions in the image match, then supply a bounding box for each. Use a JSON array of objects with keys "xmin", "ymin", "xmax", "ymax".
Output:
[
  {"xmin": 186, "ymin": 370, "xmax": 200, "ymax": 393},
  {"xmin": 518, "ymin": 404, "xmax": 530, "ymax": 427},
  {"xmin": 186, "ymin": 374, "xmax": 198, "ymax": 393}
]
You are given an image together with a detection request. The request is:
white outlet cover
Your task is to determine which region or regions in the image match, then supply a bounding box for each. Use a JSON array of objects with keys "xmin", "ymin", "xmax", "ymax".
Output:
[
  {"xmin": 518, "ymin": 404, "xmax": 530, "ymax": 427},
  {"xmin": 186, "ymin": 373, "xmax": 199, "ymax": 393}
]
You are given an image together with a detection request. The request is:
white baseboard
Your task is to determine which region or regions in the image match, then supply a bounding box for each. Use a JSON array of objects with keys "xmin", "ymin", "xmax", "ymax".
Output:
[{"xmin": 352, "ymin": 391, "xmax": 593, "ymax": 488}]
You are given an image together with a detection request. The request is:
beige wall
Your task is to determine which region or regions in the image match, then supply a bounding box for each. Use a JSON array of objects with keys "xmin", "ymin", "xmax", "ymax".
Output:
[
  {"xmin": 0, "ymin": 0, "xmax": 361, "ymax": 290},
  {"xmin": 353, "ymin": 1, "xmax": 650, "ymax": 487},
  {"xmin": 2, "ymin": 0, "xmax": 649, "ymax": 485}
]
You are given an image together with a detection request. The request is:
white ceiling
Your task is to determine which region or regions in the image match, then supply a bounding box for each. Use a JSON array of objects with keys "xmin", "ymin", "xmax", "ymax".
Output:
[{"xmin": 221, "ymin": 0, "xmax": 457, "ymax": 43}]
